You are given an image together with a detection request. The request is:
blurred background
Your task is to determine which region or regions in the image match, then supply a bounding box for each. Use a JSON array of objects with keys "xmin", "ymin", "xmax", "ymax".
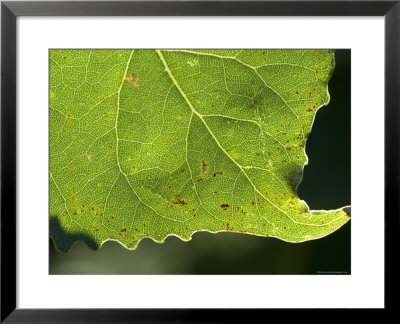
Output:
[{"xmin": 49, "ymin": 50, "xmax": 351, "ymax": 275}]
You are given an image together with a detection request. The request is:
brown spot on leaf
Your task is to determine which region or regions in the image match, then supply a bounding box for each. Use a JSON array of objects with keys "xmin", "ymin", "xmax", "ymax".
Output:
[
  {"xmin": 213, "ymin": 171, "xmax": 224, "ymax": 177},
  {"xmin": 127, "ymin": 72, "xmax": 137, "ymax": 85},
  {"xmin": 201, "ymin": 161, "xmax": 208, "ymax": 175},
  {"xmin": 172, "ymin": 198, "xmax": 188, "ymax": 207},
  {"xmin": 87, "ymin": 154, "xmax": 92, "ymax": 162},
  {"xmin": 220, "ymin": 203, "xmax": 230, "ymax": 210},
  {"xmin": 120, "ymin": 228, "xmax": 127, "ymax": 232}
]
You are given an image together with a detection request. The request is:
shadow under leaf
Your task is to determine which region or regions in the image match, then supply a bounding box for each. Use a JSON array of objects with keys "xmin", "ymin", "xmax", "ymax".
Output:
[{"xmin": 50, "ymin": 216, "xmax": 99, "ymax": 253}]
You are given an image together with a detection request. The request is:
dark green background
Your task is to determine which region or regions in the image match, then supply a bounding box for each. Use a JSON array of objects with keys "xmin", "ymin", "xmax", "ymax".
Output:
[{"xmin": 50, "ymin": 50, "xmax": 351, "ymax": 275}]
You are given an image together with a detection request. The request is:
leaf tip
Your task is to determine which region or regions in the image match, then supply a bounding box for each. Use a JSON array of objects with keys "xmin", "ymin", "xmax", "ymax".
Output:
[{"xmin": 342, "ymin": 206, "xmax": 351, "ymax": 218}]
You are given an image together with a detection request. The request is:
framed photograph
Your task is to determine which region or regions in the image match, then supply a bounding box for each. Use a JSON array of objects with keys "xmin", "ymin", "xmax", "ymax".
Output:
[{"xmin": 1, "ymin": 0, "xmax": 398, "ymax": 321}]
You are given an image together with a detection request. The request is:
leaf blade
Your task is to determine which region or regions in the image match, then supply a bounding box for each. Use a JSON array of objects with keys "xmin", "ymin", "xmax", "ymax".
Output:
[{"xmin": 50, "ymin": 49, "xmax": 349, "ymax": 252}]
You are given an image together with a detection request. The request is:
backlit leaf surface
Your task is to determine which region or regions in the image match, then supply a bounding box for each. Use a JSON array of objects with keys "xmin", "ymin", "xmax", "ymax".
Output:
[{"xmin": 50, "ymin": 49, "xmax": 350, "ymax": 252}]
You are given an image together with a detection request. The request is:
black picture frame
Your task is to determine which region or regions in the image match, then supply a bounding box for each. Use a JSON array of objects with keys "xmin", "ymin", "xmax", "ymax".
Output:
[{"xmin": 1, "ymin": 0, "xmax": 398, "ymax": 321}]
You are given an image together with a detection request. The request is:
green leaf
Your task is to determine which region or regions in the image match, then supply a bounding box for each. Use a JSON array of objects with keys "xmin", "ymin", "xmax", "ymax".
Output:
[{"xmin": 49, "ymin": 49, "xmax": 350, "ymax": 252}]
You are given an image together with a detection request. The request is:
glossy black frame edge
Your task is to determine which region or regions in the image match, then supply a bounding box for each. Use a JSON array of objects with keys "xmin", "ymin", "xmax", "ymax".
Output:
[{"xmin": 1, "ymin": 0, "xmax": 398, "ymax": 322}]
